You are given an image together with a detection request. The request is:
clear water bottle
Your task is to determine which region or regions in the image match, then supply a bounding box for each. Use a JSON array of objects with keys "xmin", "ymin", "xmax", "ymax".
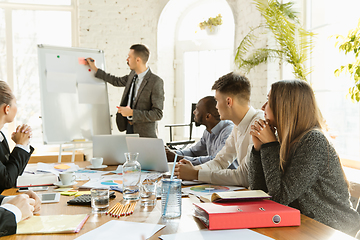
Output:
[{"xmin": 122, "ymin": 152, "xmax": 141, "ymax": 200}]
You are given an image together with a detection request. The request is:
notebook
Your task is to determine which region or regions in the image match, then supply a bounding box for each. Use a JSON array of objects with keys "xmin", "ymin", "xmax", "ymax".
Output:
[
  {"xmin": 93, "ymin": 134, "xmax": 139, "ymax": 165},
  {"xmin": 126, "ymin": 137, "xmax": 169, "ymax": 172},
  {"xmin": 16, "ymin": 214, "xmax": 89, "ymax": 234}
]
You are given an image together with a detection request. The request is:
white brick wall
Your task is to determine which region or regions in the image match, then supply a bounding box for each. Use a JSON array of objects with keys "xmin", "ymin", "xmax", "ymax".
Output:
[
  {"xmin": 229, "ymin": 0, "xmax": 269, "ymax": 109},
  {"xmin": 78, "ymin": 0, "xmax": 168, "ymax": 135},
  {"xmin": 77, "ymin": 0, "xmax": 270, "ymax": 138}
]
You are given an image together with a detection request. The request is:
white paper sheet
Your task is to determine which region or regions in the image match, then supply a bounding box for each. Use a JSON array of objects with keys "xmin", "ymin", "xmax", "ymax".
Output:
[
  {"xmin": 80, "ymin": 172, "xmax": 162, "ymax": 189},
  {"xmin": 159, "ymin": 229, "xmax": 274, "ymax": 240},
  {"xmin": 80, "ymin": 175, "xmax": 124, "ymax": 189},
  {"xmin": 74, "ymin": 169, "xmax": 110, "ymax": 181},
  {"xmin": 37, "ymin": 162, "xmax": 80, "ymax": 177},
  {"xmin": 74, "ymin": 220, "xmax": 165, "ymax": 240},
  {"xmin": 45, "ymin": 53, "xmax": 77, "ymax": 73},
  {"xmin": 77, "ymin": 83, "xmax": 107, "ymax": 104},
  {"xmin": 181, "ymin": 185, "xmax": 245, "ymax": 197},
  {"xmin": 181, "ymin": 180, "xmax": 204, "ymax": 186},
  {"xmin": 46, "ymin": 71, "xmax": 77, "ymax": 93}
]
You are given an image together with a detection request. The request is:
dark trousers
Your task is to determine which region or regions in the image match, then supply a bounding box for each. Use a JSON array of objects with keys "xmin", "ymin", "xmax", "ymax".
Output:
[{"xmin": 126, "ymin": 122, "xmax": 134, "ymax": 134}]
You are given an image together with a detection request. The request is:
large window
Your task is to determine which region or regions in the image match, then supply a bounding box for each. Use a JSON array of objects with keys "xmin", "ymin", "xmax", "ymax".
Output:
[
  {"xmin": 175, "ymin": 0, "xmax": 234, "ymax": 138},
  {"xmin": 0, "ymin": 1, "xmax": 75, "ymax": 147},
  {"xmin": 306, "ymin": 0, "xmax": 360, "ymax": 161}
]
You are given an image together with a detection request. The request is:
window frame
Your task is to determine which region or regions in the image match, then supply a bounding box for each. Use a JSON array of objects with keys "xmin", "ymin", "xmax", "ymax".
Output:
[
  {"xmin": 301, "ymin": 0, "xmax": 360, "ymax": 169},
  {"xmin": 0, "ymin": 1, "xmax": 77, "ymax": 148}
]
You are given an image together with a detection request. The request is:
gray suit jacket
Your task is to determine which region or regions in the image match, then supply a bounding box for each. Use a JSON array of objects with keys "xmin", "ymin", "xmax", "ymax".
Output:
[{"xmin": 95, "ymin": 68, "xmax": 164, "ymax": 138}]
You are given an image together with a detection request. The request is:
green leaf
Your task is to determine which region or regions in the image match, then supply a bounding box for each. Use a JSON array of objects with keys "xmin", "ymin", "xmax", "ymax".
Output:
[{"xmin": 235, "ymin": 0, "xmax": 313, "ymax": 81}]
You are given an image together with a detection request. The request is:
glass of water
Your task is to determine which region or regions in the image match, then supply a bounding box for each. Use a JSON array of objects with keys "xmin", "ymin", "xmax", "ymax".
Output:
[
  {"xmin": 91, "ymin": 188, "xmax": 109, "ymax": 213},
  {"xmin": 161, "ymin": 179, "xmax": 182, "ymax": 218},
  {"xmin": 140, "ymin": 179, "xmax": 157, "ymax": 207}
]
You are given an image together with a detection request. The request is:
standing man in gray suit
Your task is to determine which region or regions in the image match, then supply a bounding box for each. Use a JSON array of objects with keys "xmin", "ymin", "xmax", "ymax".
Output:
[{"xmin": 86, "ymin": 44, "xmax": 164, "ymax": 138}]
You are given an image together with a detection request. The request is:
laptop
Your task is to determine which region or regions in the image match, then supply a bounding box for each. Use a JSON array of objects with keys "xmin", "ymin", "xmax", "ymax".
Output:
[
  {"xmin": 126, "ymin": 137, "xmax": 169, "ymax": 172},
  {"xmin": 93, "ymin": 134, "xmax": 139, "ymax": 165}
]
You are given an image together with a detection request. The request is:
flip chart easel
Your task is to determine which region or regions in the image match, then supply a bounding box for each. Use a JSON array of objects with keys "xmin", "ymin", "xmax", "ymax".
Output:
[{"xmin": 37, "ymin": 45, "xmax": 111, "ymax": 161}]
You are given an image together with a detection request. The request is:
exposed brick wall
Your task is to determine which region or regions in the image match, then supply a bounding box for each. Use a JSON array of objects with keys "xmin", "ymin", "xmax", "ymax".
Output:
[
  {"xmin": 78, "ymin": 0, "xmax": 168, "ymax": 135},
  {"xmin": 77, "ymin": 0, "xmax": 269, "ymax": 138}
]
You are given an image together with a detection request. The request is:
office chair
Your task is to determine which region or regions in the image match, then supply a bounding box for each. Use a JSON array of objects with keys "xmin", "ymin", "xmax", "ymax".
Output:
[{"xmin": 165, "ymin": 103, "xmax": 197, "ymax": 150}]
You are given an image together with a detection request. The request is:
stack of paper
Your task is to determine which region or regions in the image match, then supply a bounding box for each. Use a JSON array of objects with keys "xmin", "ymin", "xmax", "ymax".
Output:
[{"xmin": 207, "ymin": 190, "xmax": 271, "ymax": 202}]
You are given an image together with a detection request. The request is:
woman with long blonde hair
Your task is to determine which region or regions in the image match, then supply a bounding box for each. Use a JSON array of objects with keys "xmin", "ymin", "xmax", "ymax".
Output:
[{"xmin": 249, "ymin": 80, "xmax": 360, "ymax": 236}]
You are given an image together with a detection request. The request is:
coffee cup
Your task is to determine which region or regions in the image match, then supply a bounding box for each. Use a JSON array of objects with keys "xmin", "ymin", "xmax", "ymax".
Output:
[
  {"xmin": 59, "ymin": 171, "xmax": 76, "ymax": 185},
  {"xmin": 91, "ymin": 157, "xmax": 103, "ymax": 168}
]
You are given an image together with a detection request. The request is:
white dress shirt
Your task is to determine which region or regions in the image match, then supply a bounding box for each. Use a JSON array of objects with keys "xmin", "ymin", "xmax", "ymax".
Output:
[
  {"xmin": 0, "ymin": 133, "xmax": 30, "ymax": 153},
  {"xmin": 1, "ymin": 196, "xmax": 21, "ymax": 223},
  {"xmin": 197, "ymin": 107, "xmax": 264, "ymax": 187},
  {"xmin": 127, "ymin": 67, "xmax": 150, "ymax": 121}
]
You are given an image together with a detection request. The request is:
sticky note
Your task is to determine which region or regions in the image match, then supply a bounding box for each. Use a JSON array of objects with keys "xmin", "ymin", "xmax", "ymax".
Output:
[
  {"xmin": 75, "ymin": 191, "xmax": 91, "ymax": 197},
  {"xmin": 54, "ymin": 164, "xmax": 71, "ymax": 170},
  {"xmin": 61, "ymin": 191, "xmax": 78, "ymax": 196},
  {"xmin": 78, "ymin": 57, "xmax": 87, "ymax": 65}
]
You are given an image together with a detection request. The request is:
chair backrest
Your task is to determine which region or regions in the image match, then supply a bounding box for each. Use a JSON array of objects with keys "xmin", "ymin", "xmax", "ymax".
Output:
[
  {"xmin": 190, "ymin": 103, "xmax": 196, "ymax": 123},
  {"xmin": 189, "ymin": 103, "xmax": 197, "ymax": 140}
]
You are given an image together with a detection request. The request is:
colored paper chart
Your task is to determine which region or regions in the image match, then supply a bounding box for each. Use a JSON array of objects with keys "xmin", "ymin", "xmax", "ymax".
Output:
[
  {"xmin": 100, "ymin": 180, "xmax": 123, "ymax": 186},
  {"xmin": 190, "ymin": 185, "xmax": 229, "ymax": 193}
]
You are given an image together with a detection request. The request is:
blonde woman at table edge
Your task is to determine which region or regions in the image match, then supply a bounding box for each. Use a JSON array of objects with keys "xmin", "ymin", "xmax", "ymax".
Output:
[
  {"xmin": 248, "ymin": 80, "xmax": 360, "ymax": 237},
  {"xmin": 0, "ymin": 80, "xmax": 34, "ymax": 194}
]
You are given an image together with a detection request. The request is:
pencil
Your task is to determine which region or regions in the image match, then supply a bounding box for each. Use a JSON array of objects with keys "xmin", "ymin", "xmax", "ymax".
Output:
[
  {"xmin": 109, "ymin": 203, "xmax": 119, "ymax": 216},
  {"xmin": 119, "ymin": 203, "xmax": 128, "ymax": 217},
  {"xmin": 113, "ymin": 203, "xmax": 124, "ymax": 217},
  {"xmin": 125, "ymin": 203, "xmax": 133, "ymax": 215},
  {"xmin": 121, "ymin": 203, "xmax": 130, "ymax": 217},
  {"xmin": 127, "ymin": 202, "xmax": 136, "ymax": 215},
  {"xmin": 110, "ymin": 203, "xmax": 117, "ymax": 217},
  {"xmin": 129, "ymin": 202, "xmax": 135, "ymax": 215},
  {"xmin": 132, "ymin": 202, "xmax": 137, "ymax": 213},
  {"xmin": 106, "ymin": 203, "xmax": 119, "ymax": 215},
  {"xmin": 112, "ymin": 203, "xmax": 122, "ymax": 217}
]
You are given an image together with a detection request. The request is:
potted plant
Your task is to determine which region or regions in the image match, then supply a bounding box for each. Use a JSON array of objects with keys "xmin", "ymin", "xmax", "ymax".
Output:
[
  {"xmin": 334, "ymin": 19, "xmax": 360, "ymax": 101},
  {"xmin": 199, "ymin": 14, "xmax": 223, "ymax": 35},
  {"xmin": 235, "ymin": 0, "xmax": 313, "ymax": 82}
]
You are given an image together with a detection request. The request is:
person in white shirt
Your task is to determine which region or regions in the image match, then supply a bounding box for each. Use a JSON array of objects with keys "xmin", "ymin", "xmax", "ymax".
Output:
[
  {"xmin": 174, "ymin": 72, "xmax": 263, "ymax": 187},
  {"xmin": 0, "ymin": 190, "xmax": 40, "ymax": 237}
]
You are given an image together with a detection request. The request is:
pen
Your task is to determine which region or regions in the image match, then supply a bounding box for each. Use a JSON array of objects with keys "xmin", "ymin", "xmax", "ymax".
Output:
[
  {"xmin": 86, "ymin": 58, "xmax": 94, "ymax": 62},
  {"xmin": 110, "ymin": 186, "xmax": 123, "ymax": 193}
]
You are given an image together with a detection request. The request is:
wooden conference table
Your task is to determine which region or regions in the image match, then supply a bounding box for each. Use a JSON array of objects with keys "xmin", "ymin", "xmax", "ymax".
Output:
[{"xmin": 1, "ymin": 162, "xmax": 357, "ymax": 240}]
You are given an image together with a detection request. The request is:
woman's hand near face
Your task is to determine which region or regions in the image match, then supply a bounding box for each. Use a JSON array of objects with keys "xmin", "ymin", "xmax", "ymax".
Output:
[
  {"xmin": 250, "ymin": 131, "xmax": 263, "ymax": 151},
  {"xmin": 11, "ymin": 124, "xmax": 31, "ymax": 146},
  {"xmin": 250, "ymin": 120, "xmax": 277, "ymax": 150}
]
